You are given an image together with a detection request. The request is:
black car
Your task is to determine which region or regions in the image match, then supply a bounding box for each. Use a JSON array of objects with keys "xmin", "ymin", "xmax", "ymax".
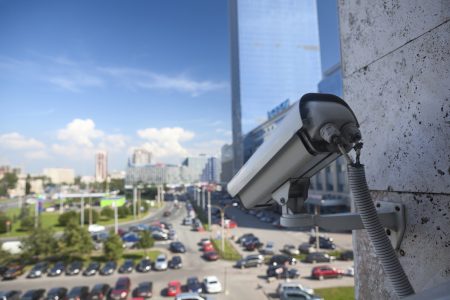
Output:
[
  {"xmin": 0, "ymin": 265, "xmax": 9, "ymax": 277},
  {"xmin": 88, "ymin": 284, "xmax": 110, "ymax": 300},
  {"xmin": 132, "ymin": 282, "xmax": 153, "ymax": 299},
  {"xmin": 3, "ymin": 265, "xmax": 25, "ymax": 280},
  {"xmin": 339, "ymin": 250, "xmax": 354, "ymax": 261},
  {"xmin": 67, "ymin": 287, "xmax": 89, "ymax": 300},
  {"xmin": 169, "ymin": 242, "xmax": 186, "ymax": 253},
  {"xmin": 100, "ymin": 261, "xmax": 116, "ymax": 276},
  {"xmin": 269, "ymin": 255, "xmax": 297, "ymax": 266},
  {"xmin": 28, "ymin": 262, "xmax": 49, "ymax": 278},
  {"xmin": 136, "ymin": 259, "xmax": 152, "ymax": 273},
  {"xmin": 83, "ymin": 262, "xmax": 100, "ymax": 276},
  {"xmin": 48, "ymin": 262, "xmax": 65, "ymax": 277},
  {"xmin": 266, "ymin": 265, "xmax": 300, "ymax": 279},
  {"xmin": 168, "ymin": 256, "xmax": 182, "ymax": 269},
  {"xmin": 237, "ymin": 233, "xmax": 255, "ymax": 245},
  {"xmin": 21, "ymin": 289, "xmax": 46, "ymax": 300},
  {"xmin": 309, "ymin": 236, "xmax": 336, "ymax": 249},
  {"xmin": 118, "ymin": 260, "xmax": 134, "ymax": 273},
  {"xmin": 186, "ymin": 277, "xmax": 202, "ymax": 294},
  {"xmin": 66, "ymin": 261, "xmax": 83, "ymax": 276},
  {"xmin": 45, "ymin": 288, "xmax": 67, "ymax": 300},
  {"xmin": 0, "ymin": 291, "xmax": 21, "ymax": 300},
  {"xmin": 304, "ymin": 252, "xmax": 335, "ymax": 263}
]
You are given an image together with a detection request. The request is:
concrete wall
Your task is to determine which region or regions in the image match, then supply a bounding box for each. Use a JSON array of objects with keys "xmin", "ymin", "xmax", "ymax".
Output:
[{"xmin": 338, "ymin": 1, "xmax": 450, "ymax": 299}]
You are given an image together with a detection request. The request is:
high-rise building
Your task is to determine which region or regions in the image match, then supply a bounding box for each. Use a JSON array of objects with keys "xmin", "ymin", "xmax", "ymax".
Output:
[
  {"xmin": 95, "ymin": 151, "xmax": 108, "ymax": 182},
  {"xmin": 229, "ymin": 0, "xmax": 321, "ymax": 174},
  {"xmin": 43, "ymin": 168, "xmax": 75, "ymax": 184},
  {"xmin": 125, "ymin": 164, "xmax": 181, "ymax": 185},
  {"xmin": 201, "ymin": 157, "xmax": 221, "ymax": 183},
  {"xmin": 220, "ymin": 144, "xmax": 234, "ymax": 183},
  {"xmin": 180, "ymin": 155, "xmax": 209, "ymax": 183},
  {"xmin": 131, "ymin": 148, "xmax": 152, "ymax": 166}
]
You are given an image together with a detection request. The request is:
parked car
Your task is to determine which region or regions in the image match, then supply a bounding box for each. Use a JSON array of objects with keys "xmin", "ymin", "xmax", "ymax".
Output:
[
  {"xmin": 20, "ymin": 289, "xmax": 46, "ymax": 300},
  {"xmin": 236, "ymin": 233, "xmax": 255, "ymax": 245},
  {"xmin": 282, "ymin": 244, "xmax": 300, "ymax": 256},
  {"xmin": 83, "ymin": 262, "xmax": 100, "ymax": 276},
  {"xmin": 186, "ymin": 277, "xmax": 203, "ymax": 294},
  {"xmin": 311, "ymin": 266, "xmax": 344, "ymax": 280},
  {"xmin": 339, "ymin": 250, "xmax": 354, "ymax": 261},
  {"xmin": 175, "ymin": 293, "xmax": 211, "ymax": 300},
  {"xmin": 182, "ymin": 217, "xmax": 193, "ymax": 226},
  {"xmin": 118, "ymin": 260, "xmax": 134, "ymax": 274},
  {"xmin": 151, "ymin": 231, "xmax": 168, "ymax": 241},
  {"xmin": 298, "ymin": 243, "xmax": 318, "ymax": 254},
  {"xmin": 0, "ymin": 265, "xmax": 9, "ymax": 277},
  {"xmin": 244, "ymin": 238, "xmax": 263, "ymax": 251},
  {"xmin": 48, "ymin": 262, "xmax": 65, "ymax": 277},
  {"xmin": 309, "ymin": 236, "xmax": 336, "ymax": 249},
  {"xmin": 0, "ymin": 291, "xmax": 21, "ymax": 300},
  {"xmin": 169, "ymin": 256, "xmax": 182, "ymax": 269},
  {"xmin": 198, "ymin": 238, "xmax": 211, "ymax": 246},
  {"xmin": 276, "ymin": 282, "xmax": 314, "ymax": 296},
  {"xmin": 309, "ymin": 235, "xmax": 333, "ymax": 244},
  {"xmin": 28, "ymin": 262, "xmax": 49, "ymax": 278},
  {"xmin": 203, "ymin": 276, "xmax": 222, "ymax": 294},
  {"xmin": 88, "ymin": 284, "xmax": 110, "ymax": 300},
  {"xmin": 100, "ymin": 261, "xmax": 116, "ymax": 275},
  {"xmin": 163, "ymin": 211, "xmax": 171, "ymax": 217},
  {"xmin": 203, "ymin": 251, "xmax": 219, "ymax": 261},
  {"xmin": 269, "ymin": 255, "xmax": 297, "ymax": 266},
  {"xmin": 110, "ymin": 277, "xmax": 131, "ymax": 300},
  {"xmin": 202, "ymin": 243, "xmax": 214, "ymax": 252},
  {"xmin": 235, "ymin": 254, "xmax": 264, "ymax": 269},
  {"xmin": 280, "ymin": 290, "xmax": 323, "ymax": 300},
  {"xmin": 166, "ymin": 281, "xmax": 181, "ymax": 297},
  {"xmin": 67, "ymin": 287, "xmax": 89, "ymax": 300},
  {"xmin": 66, "ymin": 261, "xmax": 83, "ymax": 276},
  {"xmin": 45, "ymin": 288, "xmax": 68, "ymax": 300},
  {"xmin": 136, "ymin": 258, "xmax": 152, "ymax": 273},
  {"xmin": 260, "ymin": 241, "xmax": 275, "ymax": 255},
  {"xmin": 154, "ymin": 254, "xmax": 168, "ymax": 271},
  {"xmin": 169, "ymin": 241, "xmax": 186, "ymax": 253},
  {"xmin": 345, "ymin": 266, "xmax": 354, "ymax": 277},
  {"xmin": 266, "ymin": 265, "xmax": 300, "ymax": 279},
  {"xmin": 132, "ymin": 282, "xmax": 153, "ymax": 299},
  {"xmin": 304, "ymin": 252, "xmax": 335, "ymax": 264},
  {"xmin": 224, "ymin": 219, "xmax": 237, "ymax": 229},
  {"xmin": 3, "ymin": 265, "xmax": 25, "ymax": 280}
]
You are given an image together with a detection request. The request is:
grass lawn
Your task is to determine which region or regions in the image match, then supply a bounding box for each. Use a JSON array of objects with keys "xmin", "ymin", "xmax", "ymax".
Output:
[
  {"xmin": 315, "ymin": 286, "xmax": 355, "ymax": 300},
  {"xmin": 211, "ymin": 238, "xmax": 242, "ymax": 261}
]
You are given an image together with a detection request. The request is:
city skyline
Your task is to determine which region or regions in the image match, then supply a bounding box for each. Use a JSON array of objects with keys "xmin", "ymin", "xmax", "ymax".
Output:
[{"xmin": 0, "ymin": 0, "xmax": 232, "ymax": 175}]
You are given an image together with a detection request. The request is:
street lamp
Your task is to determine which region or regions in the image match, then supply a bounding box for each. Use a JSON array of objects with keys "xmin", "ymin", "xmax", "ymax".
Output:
[{"xmin": 208, "ymin": 202, "xmax": 239, "ymax": 255}]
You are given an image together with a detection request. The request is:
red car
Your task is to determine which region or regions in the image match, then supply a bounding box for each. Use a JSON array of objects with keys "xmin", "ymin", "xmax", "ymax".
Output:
[
  {"xmin": 202, "ymin": 243, "xmax": 214, "ymax": 252},
  {"xmin": 224, "ymin": 219, "xmax": 238, "ymax": 229},
  {"xmin": 311, "ymin": 265, "xmax": 344, "ymax": 280},
  {"xmin": 110, "ymin": 277, "xmax": 131, "ymax": 300},
  {"xmin": 166, "ymin": 281, "xmax": 181, "ymax": 296},
  {"xmin": 203, "ymin": 251, "xmax": 219, "ymax": 261}
]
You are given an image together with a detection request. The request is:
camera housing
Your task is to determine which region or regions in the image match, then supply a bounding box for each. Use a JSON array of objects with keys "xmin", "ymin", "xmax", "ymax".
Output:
[{"xmin": 227, "ymin": 93, "xmax": 360, "ymax": 209}]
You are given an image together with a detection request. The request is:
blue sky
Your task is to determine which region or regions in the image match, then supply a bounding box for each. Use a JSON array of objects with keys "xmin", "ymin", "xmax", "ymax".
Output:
[{"xmin": 0, "ymin": 0, "xmax": 232, "ymax": 175}]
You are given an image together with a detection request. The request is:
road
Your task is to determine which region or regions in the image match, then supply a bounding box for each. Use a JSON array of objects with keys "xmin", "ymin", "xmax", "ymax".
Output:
[{"xmin": 0, "ymin": 200, "xmax": 354, "ymax": 299}]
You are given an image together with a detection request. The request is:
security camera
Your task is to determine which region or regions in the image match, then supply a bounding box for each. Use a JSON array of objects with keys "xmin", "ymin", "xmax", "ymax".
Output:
[{"xmin": 227, "ymin": 93, "xmax": 361, "ymax": 210}]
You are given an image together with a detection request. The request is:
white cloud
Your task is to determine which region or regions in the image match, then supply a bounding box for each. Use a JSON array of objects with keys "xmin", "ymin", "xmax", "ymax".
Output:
[
  {"xmin": 215, "ymin": 128, "xmax": 232, "ymax": 137},
  {"xmin": 57, "ymin": 119, "xmax": 104, "ymax": 147},
  {"xmin": 188, "ymin": 139, "xmax": 227, "ymax": 157},
  {"xmin": 24, "ymin": 150, "xmax": 49, "ymax": 160},
  {"xmin": 48, "ymin": 73, "xmax": 104, "ymax": 92},
  {"xmin": 0, "ymin": 132, "xmax": 45, "ymax": 149},
  {"xmin": 135, "ymin": 127, "xmax": 195, "ymax": 162}
]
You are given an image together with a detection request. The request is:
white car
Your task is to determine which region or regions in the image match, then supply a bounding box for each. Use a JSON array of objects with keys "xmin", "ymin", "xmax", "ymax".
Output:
[
  {"xmin": 154, "ymin": 254, "xmax": 168, "ymax": 271},
  {"xmin": 276, "ymin": 282, "xmax": 314, "ymax": 296},
  {"xmin": 283, "ymin": 244, "xmax": 300, "ymax": 255},
  {"xmin": 203, "ymin": 276, "xmax": 222, "ymax": 294},
  {"xmin": 345, "ymin": 266, "xmax": 354, "ymax": 277}
]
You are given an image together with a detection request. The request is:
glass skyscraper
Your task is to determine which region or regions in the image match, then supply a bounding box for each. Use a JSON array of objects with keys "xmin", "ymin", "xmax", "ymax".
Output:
[{"xmin": 229, "ymin": 0, "xmax": 321, "ymax": 173}]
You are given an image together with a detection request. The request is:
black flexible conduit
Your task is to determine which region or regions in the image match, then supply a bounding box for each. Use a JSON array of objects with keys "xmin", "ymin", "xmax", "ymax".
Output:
[{"xmin": 348, "ymin": 163, "xmax": 415, "ymax": 298}]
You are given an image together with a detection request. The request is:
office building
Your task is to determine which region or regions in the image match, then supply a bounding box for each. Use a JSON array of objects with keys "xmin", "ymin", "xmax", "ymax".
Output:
[
  {"xmin": 201, "ymin": 157, "xmax": 221, "ymax": 183},
  {"xmin": 125, "ymin": 164, "xmax": 181, "ymax": 186},
  {"xmin": 220, "ymin": 144, "xmax": 234, "ymax": 183},
  {"xmin": 131, "ymin": 148, "xmax": 152, "ymax": 166},
  {"xmin": 229, "ymin": 0, "xmax": 321, "ymax": 174},
  {"xmin": 43, "ymin": 168, "xmax": 75, "ymax": 185},
  {"xmin": 180, "ymin": 155, "xmax": 209, "ymax": 183},
  {"xmin": 95, "ymin": 151, "xmax": 108, "ymax": 182}
]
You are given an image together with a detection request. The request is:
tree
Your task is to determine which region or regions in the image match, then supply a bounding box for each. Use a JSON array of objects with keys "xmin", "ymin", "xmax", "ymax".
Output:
[
  {"xmin": 137, "ymin": 231, "xmax": 154, "ymax": 251},
  {"xmin": 101, "ymin": 206, "xmax": 114, "ymax": 220},
  {"xmin": 21, "ymin": 226, "xmax": 58, "ymax": 259},
  {"xmin": 82, "ymin": 208, "xmax": 99, "ymax": 224},
  {"xmin": 117, "ymin": 206, "xmax": 129, "ymax": 219},
  {"xmin": 103, "ymin": 232, "xmax": 123, "ymax": 261},
  {"xmin": 0, "ymin": 214, "xmax": 12, "ymax": 233},
  {"xmin": 25, "ymin": 174, "xmax": 32, "ymax": 195},
  {"xmin": 58, "ymin": 211, "xmax": 78, "ymax": 226},
  {"xmin": 0, "ymin": 172, "xmax": 18, "ymax": 196},
  {"xmin": 20, "ymin": 216, "xmax": 34, "ymax": 231},
  {"xmin": 61, "ymin": 220, "xmax": 93, "ymax": 257},
  {"xmin": 109, "ymin": 179, "xmax": 125, "ymax": 194}
]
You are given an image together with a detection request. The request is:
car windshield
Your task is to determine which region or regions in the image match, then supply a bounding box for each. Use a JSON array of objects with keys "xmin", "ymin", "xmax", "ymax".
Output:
[
  {"xmin": 157, "ymin": 257, "xmax": 165, "ymax": 262},
  {"xmin": 68, "ymin": 288, "xmax": 83, "ymax": 296}
]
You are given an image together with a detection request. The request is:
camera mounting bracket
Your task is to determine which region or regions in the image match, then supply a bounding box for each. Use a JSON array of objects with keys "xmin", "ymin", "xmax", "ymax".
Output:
[{"xmin": 272, "ymin": 180, "xmax": 406, "ymax": 251}]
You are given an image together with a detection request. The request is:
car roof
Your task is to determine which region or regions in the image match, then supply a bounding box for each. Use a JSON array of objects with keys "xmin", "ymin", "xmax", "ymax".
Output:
[
  {"xmin": 169, "ymin": 281, "xmax": 181, "ymax": 285},
  {"xmin": 278, "ymin": 282, "xmax": 304, "ymax": 288},
  {"xmin": 205, "ymin": 276, "xmax": 218, "ymax": 281}
]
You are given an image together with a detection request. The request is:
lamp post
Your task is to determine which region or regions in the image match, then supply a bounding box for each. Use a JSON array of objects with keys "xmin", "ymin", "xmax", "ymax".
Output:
[{"xmin": 208, "ymin": 202, "xmax": 238, "ymax": 255}]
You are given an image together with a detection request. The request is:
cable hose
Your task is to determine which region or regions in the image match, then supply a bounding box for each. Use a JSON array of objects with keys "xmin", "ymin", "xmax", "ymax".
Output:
[{"xmin": 348, "ymin": 164, "xmax": 414, "ymax": 298}]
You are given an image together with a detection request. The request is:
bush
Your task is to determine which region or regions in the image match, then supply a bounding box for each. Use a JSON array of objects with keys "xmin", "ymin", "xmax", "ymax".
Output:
[
  {"xmin": 104, "ymin": 233, "xmax": 123, "ymax": 261},
  {"xmin": 20, "ymin": 216, "xmax": 34, "ymax": 231},
  {"xmin": 0, "ymin": 214, "xmax": 11, "ymax": 233},
  {"xmin": 101, "ymin": 206, "xmax": 115, "ymax": 220},
  {"xmin": 82, "ymin": 208, "xmax": 99, "ymax": 224},
  {"xmin": 58, "ymin": 211, "xmax": 78, "ymax": 226},
  {"xmin": 117, "ymin": 206, "xmax": 129, "ymax": 219},
  {"xmin": 137, "ymin": 231, "xmax": 154, "ymax": 249},
  {"xmin": 141, "ymin": 201, "xmax": 150, "ymax": 213}
]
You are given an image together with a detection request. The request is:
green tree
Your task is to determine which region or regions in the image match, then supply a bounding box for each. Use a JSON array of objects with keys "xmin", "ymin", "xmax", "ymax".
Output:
[
  {"xmin": 58, "ymin": 211, "xmax": 78, "ymax": 226},
  {"xmin": 0, "ymin": 214, "xmax": 12, "ymax": 233},
  {"xmin": 103, "ymin": 232, "xmax": 123, "ymax": 261},
  {"xmin": 0, "ymin": 172, "xmax": 18, "ymax": 196},
  {"xmin": 20, "ymin": 226, "xmax": 58, "ymax": 259},
  {"xmin": 117, "ymin": 206, "xmax": 129, "ymax": 218},
  {"xmin": 101, "ymin": 206, "xmax": 114, "ymax": 220},
  {"xmin": 20, "ymin": 216, "xmax": 34, "ymax": 231},
  {"xmin": 109, "ymin": 179, "xmax": 125, "ymax": 194},
  {"xmin": 82, "ymin": 208, "xmax": 99, "ymax": 224},
  {"xmin": 61, "ymin": 220, "xmax": 93, "ymax": 257},
  {"xmin": 137, "ymin": 231, "xmax": 154, "ymax": 251},
  {"xmin": 25, "ymin": 174, "xmax": 32, "ymax": 195}
]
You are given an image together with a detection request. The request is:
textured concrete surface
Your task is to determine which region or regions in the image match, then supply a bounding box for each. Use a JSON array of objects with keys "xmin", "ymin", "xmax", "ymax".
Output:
[{"xmin": 339, "ymin": 0, "xmax": 450, "ymax": 299}]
